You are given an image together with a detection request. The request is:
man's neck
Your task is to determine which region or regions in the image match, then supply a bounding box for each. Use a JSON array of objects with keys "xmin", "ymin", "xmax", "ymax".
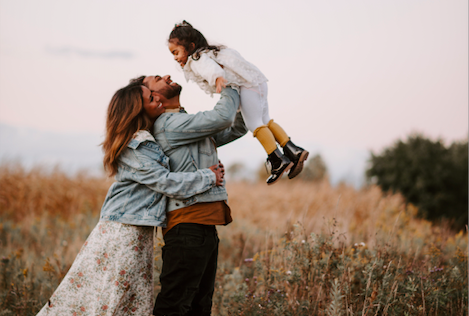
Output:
[
  {"xmin": 164, "ymin": 96, "xmax": 181, "ymax": 111},
  {"xmin": 165, "ymin": 108, "xmax": 181, "ymax": 113}
]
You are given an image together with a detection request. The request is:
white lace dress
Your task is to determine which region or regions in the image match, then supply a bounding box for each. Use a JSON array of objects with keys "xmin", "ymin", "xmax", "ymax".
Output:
[
  {"xmin": 36, "ymin": 221, "xmax": 154, "ymax": 316},
  {"xmin": 183, "ymin": 47, "xmax": 268, "ymax": 96}
]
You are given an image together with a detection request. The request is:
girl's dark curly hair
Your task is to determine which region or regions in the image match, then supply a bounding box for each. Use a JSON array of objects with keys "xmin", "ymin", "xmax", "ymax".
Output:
[{"xmin": 168, "ymin": 20, "xmax": 223, "ymax": 60}]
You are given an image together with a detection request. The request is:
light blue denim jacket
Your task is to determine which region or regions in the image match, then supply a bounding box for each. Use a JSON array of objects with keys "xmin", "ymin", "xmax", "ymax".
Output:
[
  {"xmin": 99, "ymin": 131, "xmax": 216, "ymax": 226},
  {"xmin": 153, "ymin": 88, "xmax": 247, "ymax": 212}
]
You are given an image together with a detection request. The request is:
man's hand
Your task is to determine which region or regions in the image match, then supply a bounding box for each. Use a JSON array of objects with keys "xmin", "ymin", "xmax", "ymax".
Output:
[
  {"xmin": 209, "ymin": 164, "xmax": 224, "ymax": 186},
  {"xmin": 215, "ymin": 77, "xmax": 227, "ymax": 93}
]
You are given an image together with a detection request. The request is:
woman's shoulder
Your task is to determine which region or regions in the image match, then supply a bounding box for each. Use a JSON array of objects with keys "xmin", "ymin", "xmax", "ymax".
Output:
[
  {"xmin": 127, "ymin": 130, "xmax": 158, "ymax": 149},
  {"xmin": 117, "ymin": 131, "xmax": 169, "ymax": 171},
  {"xmin": 126, "ymin": 131, "xmax": 167, "ymax": 161},
  {"xmin": 133, "ymin": 130, "xmax": 155, "ymax": 143}
]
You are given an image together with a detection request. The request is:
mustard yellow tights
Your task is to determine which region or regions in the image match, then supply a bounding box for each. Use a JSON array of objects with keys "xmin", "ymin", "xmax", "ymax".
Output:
[{"xmin": 252, "ymin": 120, "xmax": 289, "ymax": 154}]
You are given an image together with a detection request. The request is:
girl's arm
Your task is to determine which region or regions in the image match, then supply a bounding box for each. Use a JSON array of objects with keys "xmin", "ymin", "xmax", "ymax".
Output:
[{"xmin": 190, "ymin": 53, "xmax": 226, "ymax": 87}]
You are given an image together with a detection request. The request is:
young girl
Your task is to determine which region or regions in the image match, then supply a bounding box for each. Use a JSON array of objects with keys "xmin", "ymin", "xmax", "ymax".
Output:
[{"xmin": 167, "ymin": 20, "xmax": 309, "ymax": 185}]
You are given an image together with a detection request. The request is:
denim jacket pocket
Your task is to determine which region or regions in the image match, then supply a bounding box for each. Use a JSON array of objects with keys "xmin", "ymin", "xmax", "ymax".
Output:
[
  {"xmin": 145, "ymin": 193, "xmax": 166, "ymax": 217},
  {"xmin": 198, "ymin": 137, "xmax": 216, "ymax": 156},
  {"xmin": 100, "ymin": 181, "xmax": 131, "ymax": 219}
]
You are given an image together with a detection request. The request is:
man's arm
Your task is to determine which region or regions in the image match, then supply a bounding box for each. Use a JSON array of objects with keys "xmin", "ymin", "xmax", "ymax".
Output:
[
  {"xmin": 155, "ymin": 88, "xmax": 240, "ymax": 147},
  {"xmin": 212, "ymin": 110, "xmax": 248, "ymax": 147}
]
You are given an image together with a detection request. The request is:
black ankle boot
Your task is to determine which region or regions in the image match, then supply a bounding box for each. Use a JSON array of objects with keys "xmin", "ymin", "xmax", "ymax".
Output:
[
  {"xmin": 266, "ymin": 149, "xmax": 293, "ymax": 185},
  {"xmin": 282, "ymin": 140, "xmax": 309, "ymax": 179}
]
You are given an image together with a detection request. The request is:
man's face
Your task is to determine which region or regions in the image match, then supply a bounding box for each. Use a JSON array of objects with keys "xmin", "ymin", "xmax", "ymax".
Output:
[{"xmin": 143, "ymin": 75, "xmax": 182, "ymax": 99}]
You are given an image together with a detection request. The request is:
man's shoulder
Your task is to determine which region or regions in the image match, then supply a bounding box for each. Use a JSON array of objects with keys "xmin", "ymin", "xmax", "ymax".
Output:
[
  {"xmin": 153, "ymin": 112, "xmax": 192, "ymax": 134},
  {"xmin": 156, "ymin": 112, "xmax": 188, "ymax": 123}
]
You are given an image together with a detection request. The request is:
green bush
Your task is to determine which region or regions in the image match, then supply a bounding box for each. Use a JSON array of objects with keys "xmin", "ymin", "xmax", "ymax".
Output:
[{"xmin": 366, "ymin": 134, "xmax": 468, "ymax": 229}]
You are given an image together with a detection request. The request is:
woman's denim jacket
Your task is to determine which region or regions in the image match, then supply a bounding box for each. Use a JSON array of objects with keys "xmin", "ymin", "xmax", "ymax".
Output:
[
  {"xmin": 99, "ymin": 131, "xmax": 216, "ymax": 227},
  {"xmin": 153, "ymin": 88, "xmax": 247, "ymax": 213}
]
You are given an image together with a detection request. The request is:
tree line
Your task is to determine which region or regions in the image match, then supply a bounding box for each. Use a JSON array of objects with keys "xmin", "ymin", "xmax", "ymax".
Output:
[{"xmin": 234, "ymin": 134, "xmax": 467, "ymax": 230}]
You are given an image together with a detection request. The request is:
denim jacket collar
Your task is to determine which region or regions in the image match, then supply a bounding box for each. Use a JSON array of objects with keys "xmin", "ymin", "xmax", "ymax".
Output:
[{"xmin": 128, "ymin": 130, "xmax": 156, "ymax": 150}]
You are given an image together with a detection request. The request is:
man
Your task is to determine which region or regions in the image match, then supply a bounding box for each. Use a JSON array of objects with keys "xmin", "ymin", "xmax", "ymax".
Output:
[{"xmin": 140, "ymin": 75, "xmax": 247, "ymax": 316}]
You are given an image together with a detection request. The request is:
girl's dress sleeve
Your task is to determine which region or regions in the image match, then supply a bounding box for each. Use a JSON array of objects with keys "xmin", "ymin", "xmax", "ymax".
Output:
[{"xmin": 190, "ymin": 53, "xmax": 226, "ymax": 87}]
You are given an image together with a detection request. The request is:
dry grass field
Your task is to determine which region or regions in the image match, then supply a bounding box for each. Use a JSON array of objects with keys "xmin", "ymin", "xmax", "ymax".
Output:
[{"xmin": 0, "ymin": 163, "xmax": 467, "ymax": 315}]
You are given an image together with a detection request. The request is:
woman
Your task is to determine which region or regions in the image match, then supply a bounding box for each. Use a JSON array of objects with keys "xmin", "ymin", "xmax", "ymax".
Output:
[{"xmin": 37, "ymin": 82, "xmax": 224, "ymax": 315}]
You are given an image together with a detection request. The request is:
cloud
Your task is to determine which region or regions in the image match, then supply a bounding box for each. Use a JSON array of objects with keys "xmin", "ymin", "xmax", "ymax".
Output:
[{"xmin": 45, "ymin": 45, "xmax": 134, "ymax": 59}]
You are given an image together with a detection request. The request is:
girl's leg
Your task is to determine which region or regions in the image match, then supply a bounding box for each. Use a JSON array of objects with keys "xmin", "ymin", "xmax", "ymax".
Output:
[
  {"xmin": 255, "ymin": 82, "xmax": 290, "ymax": 147},
  {"xmin": 240, "ymin": 85, "xmax": 292, "ymax": 185},
  {"xmin": 253, "ymin": 125, "xmax": 277, "ymax": 155},
  {"xmin": 258, "ymin": 82, "xmax": 310, "ymax": 180},
  {"xmin": 239, "ymin": 85, "xmax": 276, "ymax": 154},
  {"xmin": 268, "ymin": 119, "xmax": 290, "ymax": 147}
]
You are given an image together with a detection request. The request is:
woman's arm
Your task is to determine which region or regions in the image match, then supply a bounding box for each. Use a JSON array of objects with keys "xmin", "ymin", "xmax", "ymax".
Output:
[
  {"xmin": 126, "ymin": 148, "xmax": 223, "ymax": 199},
  {"xmin": 138, "ymin": 165, "xmax": 221, "ymax": 199}
]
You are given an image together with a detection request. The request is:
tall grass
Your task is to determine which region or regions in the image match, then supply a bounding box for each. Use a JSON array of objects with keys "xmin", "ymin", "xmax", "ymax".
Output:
[{"xmin": 0, "ymin": 163, "xmax": 467, "ymax": 315}]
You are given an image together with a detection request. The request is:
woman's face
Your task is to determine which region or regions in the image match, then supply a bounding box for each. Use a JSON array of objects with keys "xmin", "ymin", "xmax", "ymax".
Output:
[{"xmin": 141, "ymin": 86, "xmax": 165, "ymax": 120}]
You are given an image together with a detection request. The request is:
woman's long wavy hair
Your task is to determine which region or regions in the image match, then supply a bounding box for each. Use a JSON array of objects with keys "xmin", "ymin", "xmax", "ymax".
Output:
[
  {"xmin": 102, "ymin": 83, "xmax": 152, "ymax": 176},
  {"xmin": 168, "ymin": 20, "xmax": 224, "ymax": 61}
]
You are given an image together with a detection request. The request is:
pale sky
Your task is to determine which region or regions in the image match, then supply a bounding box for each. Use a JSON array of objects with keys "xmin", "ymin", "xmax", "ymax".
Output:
[{"xmin": 0, "ymin": 0, "xmax": 467, "ymax": 185}]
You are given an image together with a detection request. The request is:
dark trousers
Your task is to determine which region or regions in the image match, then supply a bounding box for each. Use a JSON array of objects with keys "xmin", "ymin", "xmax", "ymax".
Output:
[{"xmin": 153, "ymin": 223, "xmax": 219, "ymax": 316}]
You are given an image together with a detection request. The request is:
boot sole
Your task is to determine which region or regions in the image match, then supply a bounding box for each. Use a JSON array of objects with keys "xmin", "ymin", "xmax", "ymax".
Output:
[
  {"xmin": 288, "ymin": 150, "xmax": 309, "ymax": 179},
  {"xmin": 267, "ymin": 162, "xmax": 294, "ymax": 186}
]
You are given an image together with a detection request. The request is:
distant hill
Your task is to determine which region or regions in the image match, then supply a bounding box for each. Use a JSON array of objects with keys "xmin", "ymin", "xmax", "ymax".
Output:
[
  {"xmin": 0, "ymin": 123, "xmax": 104, "ymax": 175},
  {"xmin": 0, "ymin": 122, "xmax": 369, "ymax": 187}
]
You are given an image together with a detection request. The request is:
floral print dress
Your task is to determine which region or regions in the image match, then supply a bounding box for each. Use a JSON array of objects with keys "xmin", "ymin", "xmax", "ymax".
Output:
[{"xmin": 36, "ymin": 221, "xmax": 154, "ymax": 316}]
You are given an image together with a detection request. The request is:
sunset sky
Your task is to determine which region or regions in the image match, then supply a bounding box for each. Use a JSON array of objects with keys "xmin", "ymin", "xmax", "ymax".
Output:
[{"xmin": 0, "ymin": 0, "xmax": 467, "ymax": 185}]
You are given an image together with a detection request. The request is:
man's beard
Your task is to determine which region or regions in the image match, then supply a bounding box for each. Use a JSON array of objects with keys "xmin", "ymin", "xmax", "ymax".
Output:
[{"xmin": 158, "ymin": 83, "xmax": 182, "ymax": 99}]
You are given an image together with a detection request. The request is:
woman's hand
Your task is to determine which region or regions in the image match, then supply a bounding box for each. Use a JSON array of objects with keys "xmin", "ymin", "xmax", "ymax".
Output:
[
  {"xmin": 218, "ymin": 160, "xmax": 225, "ymax": 178},
  {"xmin": 209, "ymin": 163, "xmax": 224, "ymax": 186},
  {"xmin": 215, "ymin": 77, "xmax": 227, "ymax": 93}
]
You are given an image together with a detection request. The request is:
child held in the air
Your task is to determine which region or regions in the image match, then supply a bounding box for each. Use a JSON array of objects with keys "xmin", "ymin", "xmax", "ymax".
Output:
[{"xmin": 168, "ymin": 21, "xmax": 308, "ymax": 185}]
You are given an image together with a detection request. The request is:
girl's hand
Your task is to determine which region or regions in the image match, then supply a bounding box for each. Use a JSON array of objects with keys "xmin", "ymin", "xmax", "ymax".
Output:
[
  {"xmin": 215, "ymin": 77, "xmax": 227, "ymax": 93},
  {"xmin": 209, "ymin": 164, "xmax": 224, "ymax": 186}
]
